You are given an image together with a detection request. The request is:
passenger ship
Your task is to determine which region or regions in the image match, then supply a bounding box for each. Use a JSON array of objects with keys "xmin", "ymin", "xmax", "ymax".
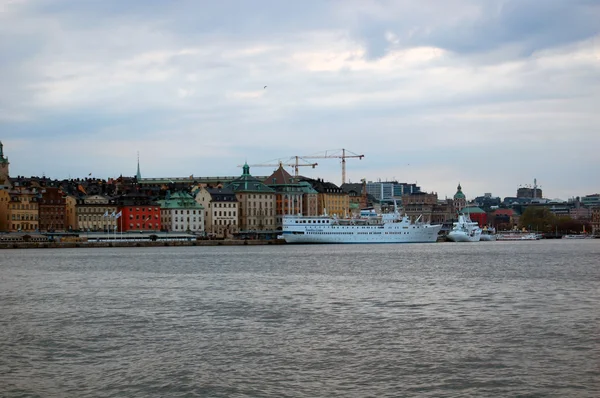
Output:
[{"xmin": 281, "ymin": 209, "xmax": 442, "ymax": 244}]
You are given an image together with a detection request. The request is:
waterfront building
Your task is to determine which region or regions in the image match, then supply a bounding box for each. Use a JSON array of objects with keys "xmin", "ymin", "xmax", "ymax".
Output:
[
  {"xmin": 341, "ymin": 181, "xmax": 368, "ymax": 216},
  {"xmin": 114, "ymin": 193, "xmax": 161, "ymax": 232},
  {"xmin": 6, "ymin": 186, "xmax": 39, "ymax": 232},
  {"xmin": 365, "ymin": 180, "xmax": 421, "ymax": 204},
  {"xmin": 0, "ymin": 141, "xmax": 9, "ymax": 189},
  {"xmin": 195, "ymin": 187, "xmax": 238, "ymax": 238},
  {"xmin": 65, "ymin": 195, "xmax": 78, "ymax": 231},
  {"xmin": 453, "ymin": 183, "xmax": 467, "ymax": 213},
  {"xmin": 158, "ymin": 191, "xmax": 204, "ymax": 233},
  {"xmin": 39, "ymin": 186, "xmax": 66, "ymax": 232},
  {"xmin": 264, "ymin": 165, "xmax": 319, "ymax": 227},
  {"xmin": 461, "ymin": 205, "xmax": 487, "ymax": 227},
  {"xmin": 431, "ymin": 198, "xmax": 456, "ymax": 225},
  {"xmin": 0, "ymin": 189, "xmax": 10, "ymax": 231},
  {"xmin": 591, "ymin": 207, "xmax": 600, "ymax": 235},
  {"xmin": 76, "ymin": 195, "xmax": 118, "ymax": 232},
  {"xmin": 300, "ymin": 177, "xmax": 349, "ymax": 217},
  {"xmin": 401, "ymin": 192, "xmax": 438, "ymax": 224},
  {"xmin": 226, "ymin": 164, "xmax": 276, "ymax": 233}
]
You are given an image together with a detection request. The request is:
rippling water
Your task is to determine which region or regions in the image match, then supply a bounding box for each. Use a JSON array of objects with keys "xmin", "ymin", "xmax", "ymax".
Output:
[{"xmin": 1, "ymin": 241, "xmax": 599, "ymax": 397}]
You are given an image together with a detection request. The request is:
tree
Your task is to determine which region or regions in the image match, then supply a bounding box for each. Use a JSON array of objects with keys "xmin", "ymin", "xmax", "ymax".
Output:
[{"xmin": 519, "ymin": 206, "xmax": 556, "ymax": 233}]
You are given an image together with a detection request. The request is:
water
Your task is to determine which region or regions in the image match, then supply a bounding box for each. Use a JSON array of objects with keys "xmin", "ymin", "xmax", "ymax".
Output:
[{"xmin": 1, "ymin": 241, "xmax": 599, "ymax": 397}]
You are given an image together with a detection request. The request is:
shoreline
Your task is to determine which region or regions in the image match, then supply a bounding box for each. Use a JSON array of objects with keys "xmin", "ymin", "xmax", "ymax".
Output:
[{"xmin": 0, "ymin": 239, "xmax": 286, "ymax": 250}]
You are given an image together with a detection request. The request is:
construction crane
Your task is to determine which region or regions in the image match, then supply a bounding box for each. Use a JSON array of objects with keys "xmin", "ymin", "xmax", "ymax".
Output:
[
  {"xmin": 301, "ymin": 149, "xmax": 364, "ymax": 185},
  {"xmin": 237, "ymin": 160, "xmax": 318, "ymax": 176}
]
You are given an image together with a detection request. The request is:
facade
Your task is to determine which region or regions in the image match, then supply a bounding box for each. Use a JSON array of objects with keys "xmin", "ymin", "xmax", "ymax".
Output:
[
  {"xmin": 341, "ymin": 181, "xmax": 368, "ymax": 216},
  {"xmin": 76, "ymin": 195, "xmax": 118, "ymax": 232},
  {"xmin": 264, "ymin": 166, "xmax": 319, "ymax": 227},
  {"xmin": 402, "ymin": 192, "xmax": 438, "ymax": 224},
  {"xmin": 581, "ymin": 194, "xmax": 600, "ymax": 208},
  {"xmin": 301, "ymin": 177, "xmax": 349, "ymax": 217},
  {"xmin": 0, "ymin": 141, "xmax": 10, "ymax": 189},
  {"xmin": 115, "ymin": 193, "xmax": 161, "ymax": 232},
  {"xmin": 65, "ymin": 195, "xmax": 78, "ymax": 231},
  {"xmin": 226, "ymin": 164, "xmax": 276, "ymax": 232},
  {"xmin": 461, "ymin": 205, "xmax": 487, "ymax": 227},
  {"xmin": 158, "ymin": 191, "xmax": 204, "ymax": 233},
  {"xmin": 0, "ymin": 189, "xmax": 10, "ymax": 231},
  {"xmin": 517, "ymin": 186, "xmax": 543, "ymax": 199},
  {"xmin": 195, "ymin": 187, "xmax": 238, "ymax": 237},
  {"xmin": 6, "ymin": 186, "xmax": 39, "ymax": 232},
  {"xmin": 591, "ymin": 207, "xmax": 600, "ymax": 235},
  {"xmin": 39, "ymin": 187, "xmax": 66, "ymax": 232},
  {"xmin": 366, "ymin": 180, "xmax": 420, "ymax": 203},
  {"xmin": 453, "ymin": 183, "xmax": 467, "ymax": 213},
  {"xmin": 430, "ymin": 199, "xmax": 456, "ymax": 225}
]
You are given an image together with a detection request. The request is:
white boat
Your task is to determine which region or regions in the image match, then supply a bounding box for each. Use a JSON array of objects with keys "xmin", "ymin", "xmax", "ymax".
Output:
[
  {"xmin": 496, "ymin": 232, "xmax": 540, "ymax": 241},
  {"xmin": 447, "ymin": 214, "xmax": 482, "ymax": 242},
  {"xmin": 480, "ymin": 226, "xmax": 497, "ymax": 241},
  {"xmin": 562, "ymin": 234, "xmax": 594, "ymax": 239},
  {"xmin": 281, "ymin": 209, "xmax": 442, "ymax": 244}
]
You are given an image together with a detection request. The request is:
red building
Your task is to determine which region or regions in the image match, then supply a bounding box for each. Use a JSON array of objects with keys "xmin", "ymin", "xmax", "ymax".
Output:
[
  {"xmin": 462, "ymin": 206, "xmax": 487, "ymax": 227},
  {"xmin": 115, "ymin": 193, "xmax": 161, "ymax": 232},
  {"xmin": 39, "ymin": 186, "xmax": 66, "ymax": 232}
]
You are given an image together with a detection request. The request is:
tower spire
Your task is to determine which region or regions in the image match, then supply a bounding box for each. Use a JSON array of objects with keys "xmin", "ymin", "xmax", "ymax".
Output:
[{"xmin": 136, "ymin": 151, "xmax": 142, "ymax": 180}]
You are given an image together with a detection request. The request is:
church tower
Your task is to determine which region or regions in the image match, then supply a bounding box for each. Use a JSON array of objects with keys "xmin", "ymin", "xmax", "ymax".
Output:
[
  {"xmin": 453, "ymin": 183, "xmax": 466, "ymax": 214},
  {"xmin": 136, "ymin": 152, "xmax": 142, "ymax": 181},
  {"xmin": 0, "ymin": 141, "xmax": 10, "ymax": 188}
]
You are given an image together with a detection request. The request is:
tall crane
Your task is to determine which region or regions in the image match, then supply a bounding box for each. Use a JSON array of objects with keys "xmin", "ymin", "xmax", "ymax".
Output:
[
  {"xmin": 301, "ymin": 149, "xmax": 364, "ymax": 185},
  {"xmin": 238, "ymin": 160, "xmax": 318, "ymax": 176}
]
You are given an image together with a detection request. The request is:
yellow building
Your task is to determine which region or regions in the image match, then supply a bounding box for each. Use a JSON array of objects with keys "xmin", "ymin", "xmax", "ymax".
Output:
[
  {"xmin": 195, "ymin": 187, "xmax": 239, "ymax": 237},
  {"xmin": 226, "ymin": 164, "xmax": 276, "ymax": 232},
  {"xmin": 76, "ymin": 195, "xmax": 117, "ymax": 232},
  {"xmin": 301, "ymin": 178, "xmax": 350, "ymax": 217},
  {"xmin": 65, "ymin": 195, "xmax": 78, "ymax": 231},
  {"xmin": 7, "ymin": 187, "xmax": 39, "ymax": 232}
]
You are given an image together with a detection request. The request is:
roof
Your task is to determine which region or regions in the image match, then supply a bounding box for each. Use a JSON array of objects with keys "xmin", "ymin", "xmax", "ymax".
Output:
[
  {"xmin": 462, "ymin": 206, "xmax": 486, "ymax": 214},
  {"xmin": 454, "ymin": 183, "xmax": 466, "ymax": 199},
  {"xmin": 205, "ymin": 187, "xmax": 238, "ymax": 202},
  {"xmin": 226, "ymin": 164, "xmax": 275, "ymax": 194},
  {"xmin": 264, "ymin": 165, "xmax": 295, "ymax": 185},
  {"xmin": 158, "ymin": 191, "xmax": 204, "ymax": 209}
]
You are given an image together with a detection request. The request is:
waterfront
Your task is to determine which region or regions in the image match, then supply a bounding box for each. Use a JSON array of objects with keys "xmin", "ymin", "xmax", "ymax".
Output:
[{"xmin": 1, "ymin": 240, "xmax": 599, "ymax": 397}]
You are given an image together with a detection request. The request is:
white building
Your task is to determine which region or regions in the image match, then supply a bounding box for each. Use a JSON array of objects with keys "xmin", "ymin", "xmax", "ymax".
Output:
[
  {"xmin": 195, "ymin": 186, "xmax": 239, "ymax": 237},
  {"xmin": 158, "ymin": 191, "xmax": 204, "ymax": 233}
]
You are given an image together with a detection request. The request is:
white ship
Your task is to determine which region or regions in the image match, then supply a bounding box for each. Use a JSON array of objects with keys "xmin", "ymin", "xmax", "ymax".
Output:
[
  {"xmin": 281, "ymin": 209, "xmax": 442, "ymax": 244},
  {"xmin": 496, "ymin": 232, "xmax": 540, "ymax": 241},
  {"xmin": 480, "ymin": 226, "xmax": 497, "ymax": 241},
  {"xmin": 447, "ymin": 214, "xmax": 482, "ymax": 242}
]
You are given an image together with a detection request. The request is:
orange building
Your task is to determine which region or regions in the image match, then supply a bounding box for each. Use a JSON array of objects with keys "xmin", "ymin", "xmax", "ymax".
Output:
[{"xmin": 115, "ymin": 193, "xmax": 161, "ymax": 232}]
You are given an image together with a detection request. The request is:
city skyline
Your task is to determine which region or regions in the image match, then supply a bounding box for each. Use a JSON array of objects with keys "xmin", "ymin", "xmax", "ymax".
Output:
[{"xmin": 1, "ymin": 0, "xmax": 599, "ymax": 199}]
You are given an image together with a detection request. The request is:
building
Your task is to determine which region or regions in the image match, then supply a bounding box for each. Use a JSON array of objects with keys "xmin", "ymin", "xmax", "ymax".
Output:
[
  {"xmin": 581, "ymin": 194, "xmax": 600, "ymax": 208},
  {"xmin": 6, "ymin": 186, "xmax": 39, "ymax": 232},
  {"xmin": 0, "ymin": 141, "xmax": 9, "ymax": 189},
  {"xmin": 158, "ymin": 191, "xmax": 204, "ymax": 233},
  {"xmin": 264, "ymin": 165, "xmax": 319, "ymax": 227},
  {"xmin": 591, "ymin": 207, "xmax": 600, "ymax": 235},
  {"xmin": 453, "ymin": 183, "xmax": 467, "ymax": 213},
  {"xmin": 114, "ymin": 192, "xmax": 161, "ymax": 232},
  {"xmin": 39, "ymin": 187, "xmax": 66, "ymax": 232},
  {"xmin": 301, "ymin": 177, "xmax": 349, "ymax": 217},
  {"xmin": 365, "ymin": 180, "xmax": 420, "ymax": 204},
  {"xmin": 76, "ymin": 194, "xmax": 118, "ymax": 232},
  {"xmin": 402, "ymin": 192, "xmax": 438, "ymax": 224},
  {"xmin": 65, "ymin": 195, "xmax": 78, "ymax": 231},
  {"xmin": 341, "ymin": 181, "xmax": 368, "ymax": 216},
  {"xmin": 226, "ymin": 164, "xmax": 276, "ymax": 233},
  {"xmin": 492, "ymin": 209, "xmax": 519, "ymax": 229},
  {"xmin": 195, "ymin": 187, "xmax": 238, "ymax": 237},
  {"xmin": 461, "ymin": 206, "xmax": 487, "ymax": 227},
  {"xmin": 0, "ymin": 189, "xmax": 10, "ymax": 231}
]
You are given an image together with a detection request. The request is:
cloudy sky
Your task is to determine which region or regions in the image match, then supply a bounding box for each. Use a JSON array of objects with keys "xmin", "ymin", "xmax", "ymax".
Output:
[{"xmin": 1, "ymin": 0, "xmax": 599, "ymax": 199}]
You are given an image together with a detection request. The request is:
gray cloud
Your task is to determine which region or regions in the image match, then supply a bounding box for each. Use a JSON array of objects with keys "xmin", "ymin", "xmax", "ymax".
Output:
[{"xmin": 1, "ymin": 0, "xmax": 599, "ymax": 198}]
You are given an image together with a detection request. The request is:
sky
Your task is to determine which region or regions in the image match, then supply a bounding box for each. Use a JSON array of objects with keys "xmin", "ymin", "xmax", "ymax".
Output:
[{"xmin": 1, "ymin": 0, "xmax": 599, "ymax": 200}]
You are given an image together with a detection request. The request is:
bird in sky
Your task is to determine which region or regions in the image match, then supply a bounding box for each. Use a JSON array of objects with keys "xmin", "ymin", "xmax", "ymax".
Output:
[{"xmin": 264, "ymin": 86, "xmax": 267, "ymax": 89}]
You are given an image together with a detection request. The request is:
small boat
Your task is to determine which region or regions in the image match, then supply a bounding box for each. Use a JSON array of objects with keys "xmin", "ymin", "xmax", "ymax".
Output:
[
  {"xmin": 480, "ymin": 226, "xmax": 497, "ymax": 241},
  {"xmin": 496, "ymin": 232, "xmax": 540, "ymax": 241},
  {"xmin": 447, "ymin": 214, "xmax": 482, "ymax": 242},
  {"xmin": 562, "ymin": 234, "xmax": 594, "ymax": 239}
]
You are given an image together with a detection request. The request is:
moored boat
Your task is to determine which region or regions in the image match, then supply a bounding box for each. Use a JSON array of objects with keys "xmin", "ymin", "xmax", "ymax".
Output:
[
  {"xmin": 496, "ymin": 232, "xmax": 540, "ymax": 241},
  {"xmin": 480, "ymin": 226, "xmax": 497, "ymax": 241},
  {"xmin": 281, "ymin": 208, "xmax": 442, "ymax": 244},
  {"xmin": 447, "ymin": 214, "xmax": 482, "ymax": 242}
]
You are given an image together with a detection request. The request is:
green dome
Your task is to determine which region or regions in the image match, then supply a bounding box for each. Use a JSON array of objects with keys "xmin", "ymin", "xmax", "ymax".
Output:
[{"xmin": 453, "ymin": 183, "xmax": 465, "ymax": 199}]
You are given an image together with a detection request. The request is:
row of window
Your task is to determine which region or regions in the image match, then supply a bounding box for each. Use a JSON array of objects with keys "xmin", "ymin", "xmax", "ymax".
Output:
[
  {"xmin": 10, "ymin": 204, "xmax": 37, "ymax": 210},
  {"xmin": 173, "ymin": 210, "xmax": 199, "ymax": 214},
  {"xmin": 213, "ymin": 220, "xmax": 236, "ymax": 225},
  {"xmin": 11, "ymin": 214, "xmax": 39, "ymax": 221}
]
